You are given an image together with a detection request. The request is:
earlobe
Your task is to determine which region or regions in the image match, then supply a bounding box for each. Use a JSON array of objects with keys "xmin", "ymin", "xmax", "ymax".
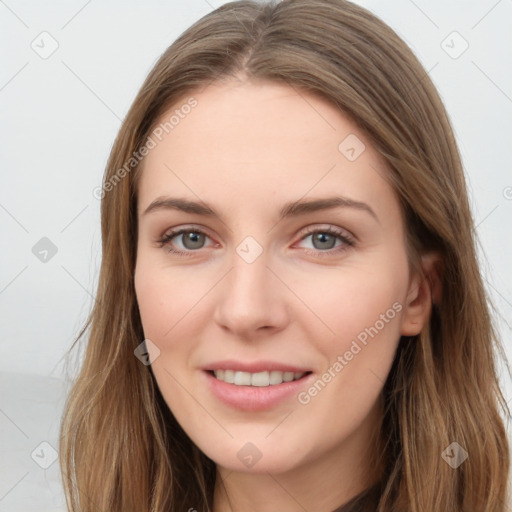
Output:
[{"xmin": 400, "ymin": 252, "xmax": 443, "ymax": 336}]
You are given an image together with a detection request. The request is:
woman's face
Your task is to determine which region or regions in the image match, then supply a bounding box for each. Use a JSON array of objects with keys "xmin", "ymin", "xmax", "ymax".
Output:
[{"xmin": 134, "ymin": 79, "xmax": 424, "ymax": 479}]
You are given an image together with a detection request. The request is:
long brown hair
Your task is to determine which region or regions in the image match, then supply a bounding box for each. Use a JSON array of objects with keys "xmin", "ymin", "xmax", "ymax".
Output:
[{"xmin": 59, "ymin": 1, "xmax": 510, "ymax": 510}]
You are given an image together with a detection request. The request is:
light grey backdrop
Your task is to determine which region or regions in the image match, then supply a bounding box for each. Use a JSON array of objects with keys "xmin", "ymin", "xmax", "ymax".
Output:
[{"xmin": 1, "ymin": 0, "xmax": 511, "ymax": 510}]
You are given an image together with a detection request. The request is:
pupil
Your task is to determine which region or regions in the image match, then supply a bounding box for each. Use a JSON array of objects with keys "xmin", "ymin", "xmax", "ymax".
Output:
[
  {"xmin": 184, "ymin": 232, "xmax": 204, "ymax": 249},
  {"xmin": 313, "ymin": 233, "xmax": 335, "ymax": 250}
]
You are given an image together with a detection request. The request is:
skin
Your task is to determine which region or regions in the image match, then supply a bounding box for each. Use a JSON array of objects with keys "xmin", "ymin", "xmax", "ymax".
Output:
[{"xmin": 134, "ymin": 78, "xmax": 434, "ymax": 512}]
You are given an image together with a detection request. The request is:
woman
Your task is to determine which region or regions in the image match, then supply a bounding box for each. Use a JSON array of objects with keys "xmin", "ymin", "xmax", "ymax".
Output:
[{"xmin": 59, "ymin": 1, "xmax": 510, "ymax": 510}]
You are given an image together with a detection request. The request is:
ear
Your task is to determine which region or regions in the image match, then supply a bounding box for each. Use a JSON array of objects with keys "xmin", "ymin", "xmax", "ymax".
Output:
[{"xmin": 400, "ymin": 252, "xmax": 443, "ymax": 336}]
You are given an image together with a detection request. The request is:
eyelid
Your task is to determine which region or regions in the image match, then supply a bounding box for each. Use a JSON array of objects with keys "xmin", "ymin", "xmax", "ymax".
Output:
[
  {"xmin": 158, "ymin": 224, "xmax": 214, "ymax": 240},
  {"xmin": 296, "ymin": 223, "xmax": 353, "ymax": 241}
]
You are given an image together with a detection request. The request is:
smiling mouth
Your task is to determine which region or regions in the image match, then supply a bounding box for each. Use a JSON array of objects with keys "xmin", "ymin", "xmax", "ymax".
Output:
[{"xmin": 209, "ymin": 369, "xmax": 312, "ymax": 387}]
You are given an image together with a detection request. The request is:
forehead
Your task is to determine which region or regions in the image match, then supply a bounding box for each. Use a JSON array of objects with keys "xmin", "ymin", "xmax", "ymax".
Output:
[
  {"xmin": 149, "ymin": 79, "xmax": 362, "ymax": 162},
  {"xmin": 137, "ymin": 79, "xmax": 396, "ymax": 218}
]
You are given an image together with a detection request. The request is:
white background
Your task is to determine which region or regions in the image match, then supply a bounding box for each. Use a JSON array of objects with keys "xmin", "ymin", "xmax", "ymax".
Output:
[{"xmin": 1, "ymin": 0, "xmax": 511, "ymax": 510}]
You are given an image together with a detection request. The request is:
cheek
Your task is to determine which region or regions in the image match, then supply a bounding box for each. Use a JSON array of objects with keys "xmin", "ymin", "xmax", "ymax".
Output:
[
  {"xmin": 134, "ymin": 263, "xmax": 201, "ymax": 407},
  {"xmin": 334, "ymin": 277, "xmax": 403, "ymax": 357},
  {"xmin": 290, "ymin": 270, "xmax": 404, "ymax": 448},
  {"xmin": 134, "ymin": 260, "xmax": 209, "ymax": 341},
  {"xmin": 286, "ymin": 260, "xmax": 407, "ymax": 349},
  {"xmin": 134, "ymin": 268, "xmax": 169, "ymax": 340},
  {"xmin": 286, "ymin": 255, "xmax": 407, "ymax": 412}
]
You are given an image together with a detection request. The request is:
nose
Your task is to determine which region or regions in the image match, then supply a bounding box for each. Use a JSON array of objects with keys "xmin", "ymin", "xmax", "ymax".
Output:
[{"xmin": 213, "ymin": 252, "xmax": 290, "ymax": 339}]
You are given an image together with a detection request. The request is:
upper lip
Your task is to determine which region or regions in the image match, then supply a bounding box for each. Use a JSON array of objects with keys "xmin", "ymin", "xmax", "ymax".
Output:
[{"xmin": 202, "ymin": 360, "xmax": 312, "ymax": 373}]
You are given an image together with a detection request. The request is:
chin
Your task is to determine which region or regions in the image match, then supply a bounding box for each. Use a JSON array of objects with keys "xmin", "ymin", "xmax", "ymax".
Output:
[{"xmin": 197, "ymin": 435, "xmax": 312, "ymax": 475}]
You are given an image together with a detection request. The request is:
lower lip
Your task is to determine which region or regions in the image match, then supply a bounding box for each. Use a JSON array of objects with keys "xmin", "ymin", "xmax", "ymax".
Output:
[{"xmin": 203, "ymin": 371, "xmax": 313, "ymax": 411}]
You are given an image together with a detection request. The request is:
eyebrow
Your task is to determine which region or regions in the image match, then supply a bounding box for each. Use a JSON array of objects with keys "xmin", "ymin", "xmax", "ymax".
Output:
[{"xmin": 142, "ymin": 195, "xmax": 378, "ymax": 223}]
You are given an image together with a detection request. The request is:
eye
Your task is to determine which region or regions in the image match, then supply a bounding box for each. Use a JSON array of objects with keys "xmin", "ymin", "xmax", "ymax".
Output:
[
  {"xmin": 296, "ymin": 226, "xmax": 355, "ymax": 257},
  {"xmin": 156, "ymin": 225, "xmax": 355, "ymax": 258},
  {"xmin": 157, "ymin": 227, "xmax": 214, "ymax": 256}
]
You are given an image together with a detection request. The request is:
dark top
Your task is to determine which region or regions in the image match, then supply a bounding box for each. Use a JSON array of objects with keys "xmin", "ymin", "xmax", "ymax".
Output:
[{"xmin": 331, "ymin": 480, "xmax": 382, "ymax": 512}]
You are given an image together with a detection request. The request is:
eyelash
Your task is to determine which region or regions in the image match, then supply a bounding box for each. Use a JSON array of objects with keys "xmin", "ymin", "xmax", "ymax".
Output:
[{"xmin": 156, "ymin": 226, "xmax": 355, "ymax": 258}]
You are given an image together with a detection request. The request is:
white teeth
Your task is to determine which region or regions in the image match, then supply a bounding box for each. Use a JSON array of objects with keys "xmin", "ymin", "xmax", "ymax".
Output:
[
  {"xmin": 251, "ymin": 371, "xmax": 270, "ymax": 387},
  {"xmin": 269, "ymin": 370, "xmax": 283, "ymax": 385},
  {"xmin": 234, "ymin": 371, "xmax": 252, "ymax": 385},
  {"xmin": 213, "ymin": 369, "xmax": 306, "ymax": 386},
  {"xmin": 283, "ymin": 372, "xmax": 294, "ymax": 382}
]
